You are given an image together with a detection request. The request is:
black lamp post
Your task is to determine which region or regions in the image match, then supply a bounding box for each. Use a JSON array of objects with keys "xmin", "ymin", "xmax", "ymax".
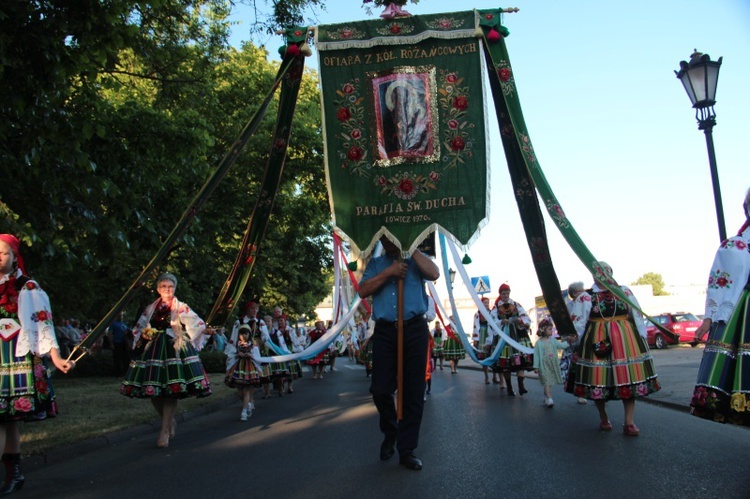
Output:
[{"xmin": 675, "ymin": 49, "xmax": 726, "ymax": 242}]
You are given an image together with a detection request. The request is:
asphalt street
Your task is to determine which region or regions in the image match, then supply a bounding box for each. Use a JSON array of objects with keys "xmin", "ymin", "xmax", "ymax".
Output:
[{"xmin": 23, "ymin": 345, "xmax": 749, "ymax": 498}]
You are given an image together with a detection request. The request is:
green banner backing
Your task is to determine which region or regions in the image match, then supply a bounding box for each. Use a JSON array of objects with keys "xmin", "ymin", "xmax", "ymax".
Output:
[{"xmin": 318, "ymin": 11, "xmax": 489, "ymax": 257}]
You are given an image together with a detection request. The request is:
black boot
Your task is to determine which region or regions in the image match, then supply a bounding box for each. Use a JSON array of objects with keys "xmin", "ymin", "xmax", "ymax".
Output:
[
  {"xmin": 518, "ymin": 375, "xmax": 528, "ymax": 395},
  {"xmin": 504, "ymin": 372, "xmax": 515, "ymax": 396},
  {"xmin": 1, "ymin": 453, "xmax": 24, "ymax": 495}
]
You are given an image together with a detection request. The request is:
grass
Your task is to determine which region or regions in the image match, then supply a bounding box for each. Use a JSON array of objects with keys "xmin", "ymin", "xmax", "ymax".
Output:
[{"xmin": 20, "ymin": 373, "xmax": 230, "ymax": 456}]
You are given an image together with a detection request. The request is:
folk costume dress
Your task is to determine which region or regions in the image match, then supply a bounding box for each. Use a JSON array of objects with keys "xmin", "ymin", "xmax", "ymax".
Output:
[
  {"xmin": 224, "ymin": 339, "xmax": 267, "ymax": 388},
  {"xmin": 441, "ymin": 324, "xmax": 466, "ymax": 361},
  {"xmin": 472, "ymin": 311, "xmax": 492, "ymax": 359},
  {"xmin": 280, "ymin": 326, "xmax": 303, "ymax": 380},
  {"xmin": 431, "ymin": 326, "xmax": 444, "ymax": 360},
  {"xmin": 490, "ymin": 299, "xmax": 532, "ymax": 373},
  {"xmin": 565, "ymin": 284, "xmax": 660, "ymax": 401},
  {"xmin": 561, "ymin": 291, "xmax": 591, "ymax": 382},
  {"xmin": 306, "ymin": 327, "xmax": 330, "ymax": 367},
  {"xmin": 691, "ymin": 223, "xmax": 750, "ymax": 425},
  {"xmin": 0, "ymin": 269, "xmax": 58, "ymax": 421},
  {"xmin": 120, "ymin": 298, "xmax": 211, "ymax": 399}
]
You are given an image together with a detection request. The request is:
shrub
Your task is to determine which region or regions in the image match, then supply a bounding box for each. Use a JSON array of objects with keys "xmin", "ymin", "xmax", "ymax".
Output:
[{"xmin": 199, "ymin": 349, "xmax": 227, "ymax": 373}]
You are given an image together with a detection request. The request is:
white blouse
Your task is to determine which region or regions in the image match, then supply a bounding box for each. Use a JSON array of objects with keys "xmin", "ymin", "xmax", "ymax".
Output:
[{"xmin": 704, "ymin": 225, "xmax": 750, "ymax": 322}]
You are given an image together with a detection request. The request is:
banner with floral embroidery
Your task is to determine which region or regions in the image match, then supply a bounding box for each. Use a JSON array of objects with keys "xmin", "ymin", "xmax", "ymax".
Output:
[{"xmin": 317, "ymin": 10, "xmax": 488, "ymax": 257}]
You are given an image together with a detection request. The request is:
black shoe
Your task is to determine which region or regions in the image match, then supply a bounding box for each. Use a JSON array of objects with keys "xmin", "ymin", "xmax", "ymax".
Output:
[
  {"xmin": 380, "ymin": 437, "xmax": 396, "ymax": 461},
  {"xmin": 399, "ymin": 454, "xmax": 423, "ymax": 471},
  {"xmin": 519, "ymin": 388, "xmax": 528, "ymax": 395},
  {"xmin": 507, "ymin": 389, "xmax": 515, "ymax": 397}
]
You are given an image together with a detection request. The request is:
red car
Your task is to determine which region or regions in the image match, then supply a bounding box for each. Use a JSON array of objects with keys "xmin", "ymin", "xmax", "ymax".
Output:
[{"xmin": 646, "ymin": 312, "xmax": 703, "ymax": 349}]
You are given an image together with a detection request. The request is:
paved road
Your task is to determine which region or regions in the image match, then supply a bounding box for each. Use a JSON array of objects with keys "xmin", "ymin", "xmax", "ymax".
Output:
[{"xmin": 25, "ymin": 345, "xmax": 748, "ymax": 498}]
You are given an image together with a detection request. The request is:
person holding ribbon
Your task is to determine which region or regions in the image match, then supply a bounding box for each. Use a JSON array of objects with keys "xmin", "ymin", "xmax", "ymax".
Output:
[
  {"xmin": 0, "ymin": 234, "xmax": 74, "ymax": 494},
  {"xmin": 565, "ymin": 262, "xmax": 659, "ymax": 436},
  {"xmin": 691, "ymin": 188, "xmax": 750, "ymax": 426},
  {"xmin": 120, "ymin": 273, "xmax": 212, "ymax": 448},
  {"xmin": 358, "ymin": 235, "xmax": 439, "ymax": 471},
  {"xmin": 490, "ymin": 283, "xmax": 532, "ymax": 396}
]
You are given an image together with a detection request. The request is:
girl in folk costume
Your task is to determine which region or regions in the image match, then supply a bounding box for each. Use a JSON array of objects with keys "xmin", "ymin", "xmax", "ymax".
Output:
[
  {"xmin": 430, "ymin": 320, "xmax": 444, "ymax": 370},
  {"xmin": 0, "ymin": 234, "xmax": 74, "ymax": 493},
  {"xmin": 120, "ymin": 273, "xmax": 212, "ymax": 448},
  {"xmin": 425, "ymin": 332, "xmax": 435, "ymax": 398},
  {"xmin": 565, "ymin": 262, "xmax": 659, "ymax": 436},
  {"xmin": 473, "ymin": 296, "xmax": 500, "ymax": 385},
  {"xmin": 225, "ymin": 323, "xmax": 269, "ymax": 421},
  {"xmin": 306, "ymin": 320, "xmax": 329, "ymax": 379},
  {"xmin": 691, "ymin": 188, "xmax": 750, "ymax": 426},
  {"xmin": 533, "ymin": 319, "xmax": 570, "ymax": 408},
  {"xmin": 490, "ymin": 284, "xmax": 533, "ymax": 396}
]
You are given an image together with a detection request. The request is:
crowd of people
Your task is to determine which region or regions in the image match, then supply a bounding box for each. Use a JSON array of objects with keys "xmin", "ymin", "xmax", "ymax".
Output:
[{"xmin": 0, "ymin": 187, "xmax": 747, "ymax": 487}]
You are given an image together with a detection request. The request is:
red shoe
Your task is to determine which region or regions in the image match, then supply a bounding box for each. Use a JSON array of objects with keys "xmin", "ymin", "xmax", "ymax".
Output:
[
  {"xmin": 599, "ymin": 420, "xmax": 613, "ymax": 432},
  {"xmin": 623, "ymin": 424, "xmax": 640, "ymax": 436}
]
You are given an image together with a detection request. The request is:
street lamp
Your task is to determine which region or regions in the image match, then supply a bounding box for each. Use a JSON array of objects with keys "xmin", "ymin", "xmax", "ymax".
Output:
[
  {"xmin": 448, "ymin": 268, "xmax": 456, "ymax": 289},
  {"xmin": 675, "ymin": 49, "xmax": 726, "ymax": 242}
]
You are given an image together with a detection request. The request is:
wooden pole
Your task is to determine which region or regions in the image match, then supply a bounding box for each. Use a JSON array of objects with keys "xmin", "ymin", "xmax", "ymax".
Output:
[{"xmin": 397, "ymin": 278, "xmax": 404, "ymax": 421}]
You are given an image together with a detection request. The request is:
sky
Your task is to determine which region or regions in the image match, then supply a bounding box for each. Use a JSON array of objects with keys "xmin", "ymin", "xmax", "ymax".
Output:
[{"xmin": 228, "ymin": 1, "xmax": 750, "ymax": 311}]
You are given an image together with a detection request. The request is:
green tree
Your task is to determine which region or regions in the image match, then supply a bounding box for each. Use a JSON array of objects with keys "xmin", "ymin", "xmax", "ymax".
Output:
[
  {"xmin": 632, "ymin": 272, "xmax": 669, "ymax": 296},
  {"xmin": 1, "ymin": 2, "xmax": 332, "ymax": 326}
]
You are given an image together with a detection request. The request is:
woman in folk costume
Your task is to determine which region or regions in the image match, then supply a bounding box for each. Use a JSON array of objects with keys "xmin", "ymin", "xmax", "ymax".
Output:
[
  {"xmin": 225, "ymin": 322, "xmax": 270, "ymax": 421},
  {"xmin": 563, "ymin": 281, "xmax": 590, "ymax": 405},
  {"xmin": 490, "ymin": 284, "xmax": 532, "ymax": 396},
  {"xmin": 277, "ymin": 316, "xmax": 302, "ymax": 394},
  {"xmin": 306, "ymin": 320, "xmax": 330, "ymax": 379},
  {"xmin": 120, "ymin": 273, "xmax": 212, "ymax": 448},
  {"xmin": 691, "ymin": 188, "xmax": 750, "ymax": 426},
  {"xmin": 0, "ymin": 234, "xmax": 74, "ymax": 493},
  {"xmin": 359, "ymin": 317, "xmax": 375, "ymax": 377},
  {"xmin": 473, "ymin": 296, "xmax": 499, "ymax": 385},
  {"xmin": 441, "ymin": 318, "xmax": 466, "ymax": 375},
  {"xmin": 565, "ymin": 262, "xmax": 659, "ymax": 436},
  {"xmin": 430, "ymin": 320, "xmax": 444, "ymax": 371}
]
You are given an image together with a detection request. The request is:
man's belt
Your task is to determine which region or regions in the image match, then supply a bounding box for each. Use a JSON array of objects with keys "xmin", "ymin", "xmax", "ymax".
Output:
[{"xmin": 376, "ymin": 316, "xmax": 426, "ymax": 328}]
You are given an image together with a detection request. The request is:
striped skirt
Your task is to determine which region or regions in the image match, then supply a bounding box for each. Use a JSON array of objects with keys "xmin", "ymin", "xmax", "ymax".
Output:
[
  {"xmin": 493, "ymin": 326, "xmax": 533, "ymax": 373},
  {"xmin": 121, "ymin": 333, "xmax": 212, "ymax": 399},
  {"xmin": 690, "ymin": 287, "xmax": 750, "ymax": 426},
  {"xmin": 0, "ymin": 340, "xmax": 58, "ymax": 422},
  {"xmin": 441, "ymin": 336, "xmax": 466, "ymax": 360},
  {"xmin": 567, "ymin": 316, "xmax": 660, "ymax": 400},
  {"xmin": 225, "ymin": 357, "xmax": 269, "ymax": 388}
]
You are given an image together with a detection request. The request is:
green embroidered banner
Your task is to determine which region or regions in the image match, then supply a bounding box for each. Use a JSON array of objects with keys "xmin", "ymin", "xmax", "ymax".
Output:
[{"xmin": 318, "ymin": 11, "xmax": 488, "ymax": 257}]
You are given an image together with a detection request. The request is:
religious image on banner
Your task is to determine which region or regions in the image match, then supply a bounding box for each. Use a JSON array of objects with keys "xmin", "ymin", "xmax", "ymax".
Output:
[
  {"xmin": 371, "ymin": 67, "xmax": 439, "ymax": 164},
  {"xmin": 318, "ymin": 10, "xmax": 489, "ymax": 257}
]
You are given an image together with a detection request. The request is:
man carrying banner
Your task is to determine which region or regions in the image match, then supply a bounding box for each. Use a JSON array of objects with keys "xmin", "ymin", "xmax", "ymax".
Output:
[{"xmin": 358, "ymin": 235, "xmax": 439, "ymax": 471}]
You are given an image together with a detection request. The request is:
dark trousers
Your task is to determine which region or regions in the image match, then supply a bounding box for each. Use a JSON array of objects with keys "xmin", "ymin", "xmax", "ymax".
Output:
[
  {"xmin": 370, "ymin": 318, "xmax": 429, "ymax": 455},
  {"xmin": 113, "ymin": 342, "xmax": 130, "ymax": 376}
]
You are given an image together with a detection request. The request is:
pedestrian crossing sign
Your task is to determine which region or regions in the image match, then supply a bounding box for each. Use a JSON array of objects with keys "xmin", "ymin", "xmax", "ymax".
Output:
[{"xmin": 471, "ymin": 276, "xmax": 491, "ymax": 295}]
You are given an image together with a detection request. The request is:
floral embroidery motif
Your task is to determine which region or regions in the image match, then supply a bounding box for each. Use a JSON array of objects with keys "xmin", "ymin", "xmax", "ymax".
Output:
[
  {"xmin": 375, "ymin": 171, "xmax": 437, "ymax": 200},
  {"xmin": 376, "ymin": 22, "xmax": 415, "ymax": 36},
  {"xmin": 438, "ymin": 70, "xmax": 475, "ymax": 169},
  {"xmin": 707, "ymin": 269, "xmax": 733, "ymax": 289},
  {"xmin": 425, "ymin": 17, "xmax": 465, "ymax": 30},
  {"xmin": 494, "ymin": 60, "xmax": 515, "ymax": 96},
  {"xmin": 334, "ymin": 79, "xmax": 371, "ymax": 176},
  {"xmin": 517, "ymin": 131, "xmax": 536, "ymax": 164},
  {"xmin": 326, "ymin": 26, "xmax": 365, "ymax": 41},
  {"xmin": 546, "ymin": 199, "xmax": 570, "ymax": 229}
]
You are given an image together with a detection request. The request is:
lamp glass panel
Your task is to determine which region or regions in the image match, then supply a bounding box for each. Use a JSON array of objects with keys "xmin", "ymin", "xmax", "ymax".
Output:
[
  {"xmin": 687, "ymin": 64, "xmax": 708, "ymax": 103},
  {"xmin": 705, "ymin": 64, "xmax": 720, "ymax": 101}
]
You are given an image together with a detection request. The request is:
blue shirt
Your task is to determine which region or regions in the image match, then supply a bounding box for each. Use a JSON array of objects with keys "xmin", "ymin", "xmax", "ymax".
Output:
[
  {"xmin": 108, "ymin": 320, "xmax": 130, "ymax": 344},
  {"xmin": 361, "ymin": 254, "xmax": 429, "ymax": 322}
]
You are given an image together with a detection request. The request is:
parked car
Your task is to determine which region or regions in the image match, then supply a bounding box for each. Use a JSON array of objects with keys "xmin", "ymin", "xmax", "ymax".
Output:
[{"xmin": 646, "ymin": 312, "xmax": 704, "ymax": 349}]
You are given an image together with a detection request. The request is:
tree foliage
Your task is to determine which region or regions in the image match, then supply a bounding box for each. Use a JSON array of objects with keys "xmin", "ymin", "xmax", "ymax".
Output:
[
  {"xmin": 632, "ymin": 272, "xmax": 669, "ymax": 296},
  {"xmin": 0, "ymin": 0, "xmax": 332, "ymax": 327}
]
